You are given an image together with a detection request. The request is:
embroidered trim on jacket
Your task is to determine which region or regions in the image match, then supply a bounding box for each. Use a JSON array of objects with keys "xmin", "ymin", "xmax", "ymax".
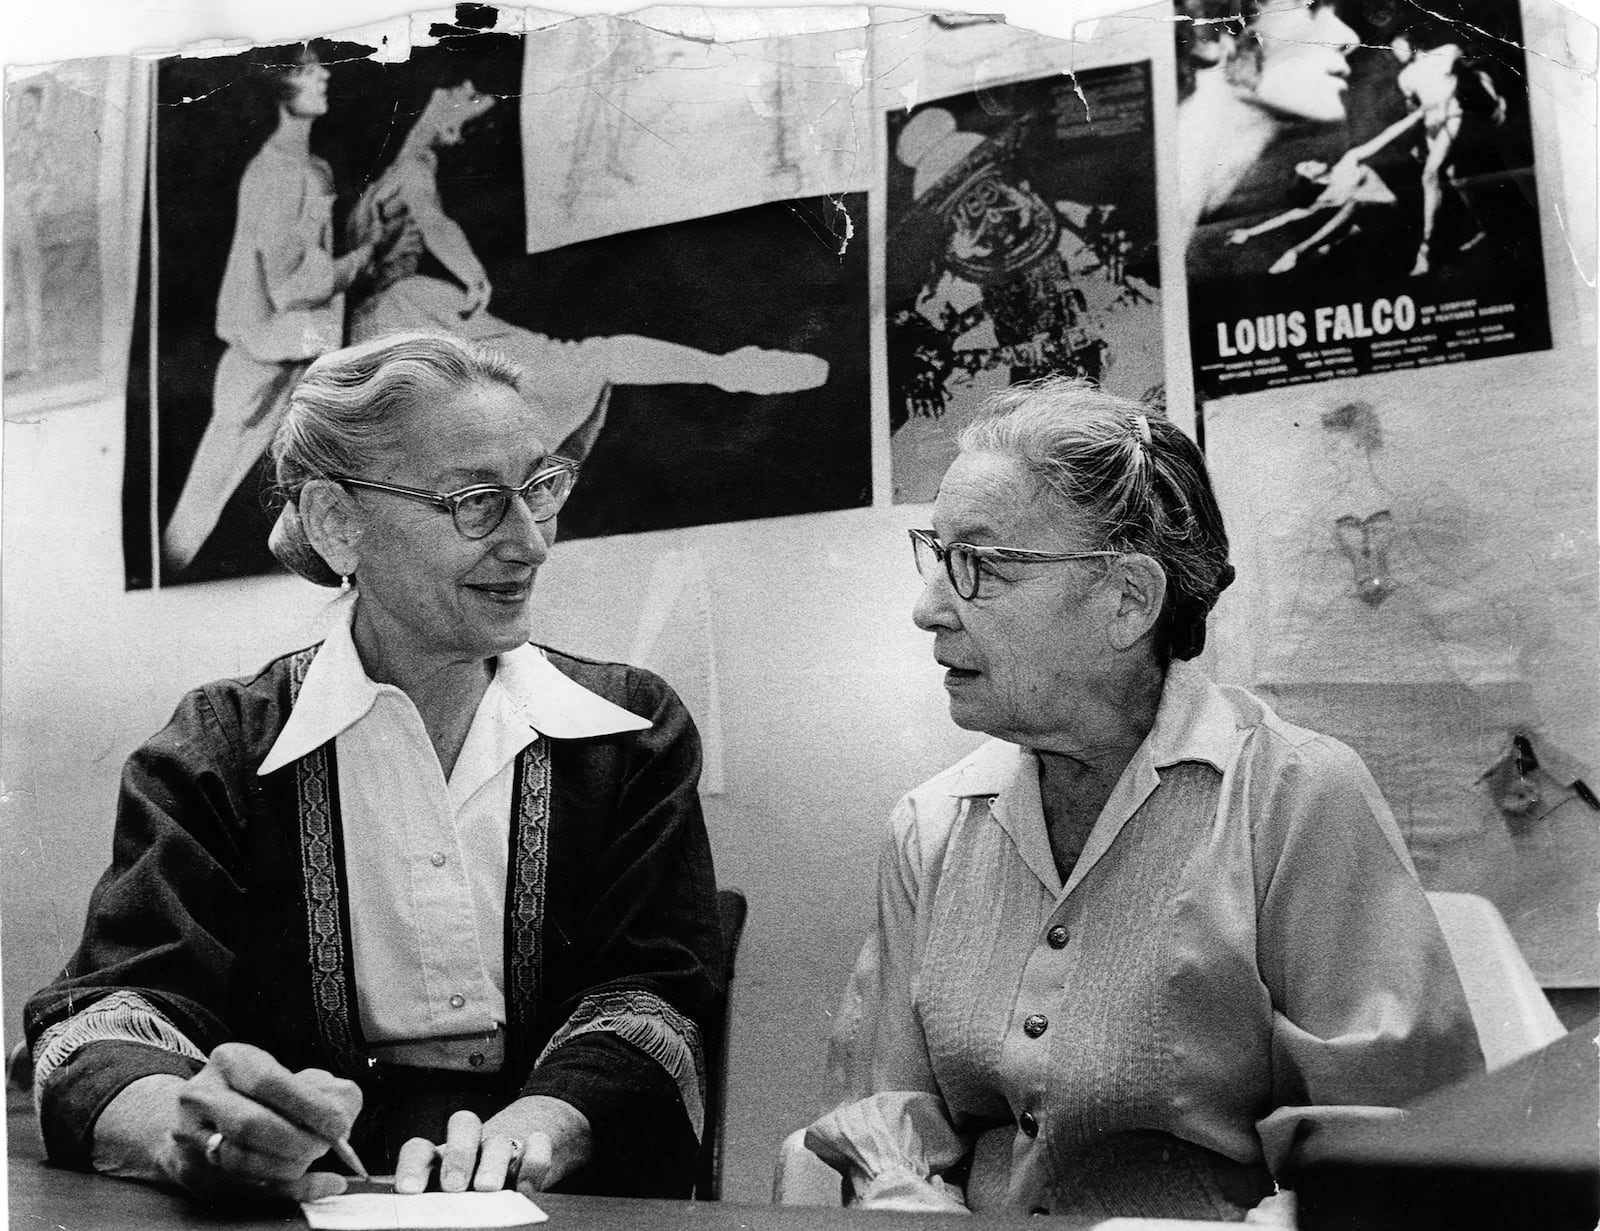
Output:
[
  {"xmin": 506, "ymin": 738, "xmax": 552, "ymax": 1030},
  {"xmin": 536, "ymin": 988, "xmax": 707, "ymax": 1138},
  {"xmin": 290, "ymin": 646, "xmax": 361, "ymax": 1072},
  {"xmin": 31, "ymin": 989, "xmax": 206, "ymax": 1105}
]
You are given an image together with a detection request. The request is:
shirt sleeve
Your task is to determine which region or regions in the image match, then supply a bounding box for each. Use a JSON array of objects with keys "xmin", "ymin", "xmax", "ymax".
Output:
[
  {"xmin": 23, "ymin": 688, "xmax": 249, "ymax": 1169},
  {"xmin": 804, "ymin": 797, "xmax": 973, "ymax": 1211},
  {"xmin": 1250, "ymin": 734, "xmax": 1486, "ymax": 1180},
  {"xmin": 517, "ymin": 669, "xmax": 721, "ymax": 1198}
]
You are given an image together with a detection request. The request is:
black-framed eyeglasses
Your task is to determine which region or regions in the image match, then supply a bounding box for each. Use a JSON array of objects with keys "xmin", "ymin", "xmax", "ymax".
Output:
[
  {"xmin": 909, "ymin": 528, "xmax": 1120, "ymax": 601},
  {"xmin": 330, "ymin": 457, "xmax": 579, "ymax": 540}
]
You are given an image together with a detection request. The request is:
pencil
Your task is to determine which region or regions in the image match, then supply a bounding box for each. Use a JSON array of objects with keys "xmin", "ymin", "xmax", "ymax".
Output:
[{"xmin": 332, "ymin": 1136, "xmax": 370, "ymax": 1181}]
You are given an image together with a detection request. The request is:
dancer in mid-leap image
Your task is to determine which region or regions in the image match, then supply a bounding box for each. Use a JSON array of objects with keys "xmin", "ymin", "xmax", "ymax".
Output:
[{"xmin": 344, "ymin": 76, "xmax": 829, "ymax": 462}]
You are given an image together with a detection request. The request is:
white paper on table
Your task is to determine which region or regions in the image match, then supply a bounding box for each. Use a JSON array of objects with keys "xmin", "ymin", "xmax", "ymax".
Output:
[{"xmin": 302, "ymin": 1189, "xmax": 546, "ymax": 1229}]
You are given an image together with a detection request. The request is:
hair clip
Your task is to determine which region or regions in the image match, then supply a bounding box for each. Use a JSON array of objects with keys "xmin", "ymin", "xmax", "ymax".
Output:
[{"xmin": 1131, "ymin": 413, "xmax": 1152, "ymax": 447}]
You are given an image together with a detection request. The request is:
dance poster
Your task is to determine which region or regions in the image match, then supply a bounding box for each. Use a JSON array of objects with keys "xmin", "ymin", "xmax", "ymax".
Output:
[
  {"xmin": 885, "ymin": 63, "xmax": 1164, "ymax": 504},
  {"xmin": 495, "ymin": 193, "xmax": 868, "ymax": 541},
  {"xmin": 1177, "ymin": 0, "xmax": 1549, "ymax": 400},
  {"xmin": 126, "ymin": 22, "xmax": 857, "ymax": 589},
  {"xmin": 125, "ymin": 28, "xmax": 523, "ymax": 588}
]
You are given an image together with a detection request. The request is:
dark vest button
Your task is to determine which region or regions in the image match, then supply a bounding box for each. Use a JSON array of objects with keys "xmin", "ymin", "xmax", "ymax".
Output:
[
  {"xmin": 1023, "ymin": 1013, "xmax": 1049, "ymax": 1038},
  {"xmin": 1046, "ymin": 925, "xmax": 1069, "ymax": 949}
]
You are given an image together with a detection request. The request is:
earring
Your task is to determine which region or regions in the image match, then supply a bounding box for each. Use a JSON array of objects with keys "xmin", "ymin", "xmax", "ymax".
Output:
[{"xmin": 339, "ymin": 574, "xmax": 351, "ymax": 593}]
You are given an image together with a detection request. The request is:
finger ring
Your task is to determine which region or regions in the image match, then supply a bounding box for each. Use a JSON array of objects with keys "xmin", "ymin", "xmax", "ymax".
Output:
[{"xmin": 204, "ymin": 1131, "xmax": 226, "ymax": 1167}]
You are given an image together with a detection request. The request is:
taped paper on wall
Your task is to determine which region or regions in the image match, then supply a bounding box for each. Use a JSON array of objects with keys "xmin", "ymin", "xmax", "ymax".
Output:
[{"xmin": 629, "ymin": 547, "xmax": 726, "ymax": 795}]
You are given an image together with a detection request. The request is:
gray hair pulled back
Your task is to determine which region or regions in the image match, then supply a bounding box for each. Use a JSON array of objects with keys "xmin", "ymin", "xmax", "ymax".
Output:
[
  {"xmin": 267, "ymin": 331, "xmax": 524, "ymax": 586},
  {"xmin": 959, "ymin": 376, "xmax": 1235, "ymax": 663}
]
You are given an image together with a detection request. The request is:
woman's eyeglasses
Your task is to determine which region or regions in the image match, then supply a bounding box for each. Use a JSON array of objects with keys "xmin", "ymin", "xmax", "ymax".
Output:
[
  {"xmin": 909, "ymin": 527, "xmax": 1120, "ymax": 601},
  {"xmin": 330, "ymin": 458, "xmax": 579, "ymax": 540}
]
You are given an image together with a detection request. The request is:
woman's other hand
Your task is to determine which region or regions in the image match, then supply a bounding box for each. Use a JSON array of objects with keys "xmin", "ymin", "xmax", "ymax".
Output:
[
  {"xmin": 394, "ymin": 1097, "xmax": 592, "ymax": 1196},
  {"xmin": 160, "ymin": 1042, "xmax": 363, "ymax": 1203}
]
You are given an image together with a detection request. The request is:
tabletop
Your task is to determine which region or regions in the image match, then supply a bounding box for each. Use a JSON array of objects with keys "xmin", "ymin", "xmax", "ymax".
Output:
[{"xmin": 7, "ymin": 1095, "xmax": 1101, "ymax": 1231}]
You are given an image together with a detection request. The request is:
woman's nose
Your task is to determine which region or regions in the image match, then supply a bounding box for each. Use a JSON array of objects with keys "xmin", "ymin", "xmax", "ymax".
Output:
[
  {"xmin": 912, "ymin": 573, "xmax": 960, "ymax": 632},
  {"xmin": 495, "ymin": 498, "xmax": 554, "ymax": 563}
]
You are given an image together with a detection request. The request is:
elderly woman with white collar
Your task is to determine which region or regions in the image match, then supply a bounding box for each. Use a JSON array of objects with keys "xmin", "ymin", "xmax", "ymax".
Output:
[
  {"xmin": 807, "ymin": 377, "xmax": 1482, "ymax": 1222},
  {"xmin": 26, "ymin": 332, "xmax": 720, "ymax": 1205}
]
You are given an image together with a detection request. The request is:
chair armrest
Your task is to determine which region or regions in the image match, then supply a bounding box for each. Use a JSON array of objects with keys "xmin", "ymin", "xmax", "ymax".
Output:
[{"xmin": 1427, "ymin": 891, "xmax": 1565, "ymax": 1069}]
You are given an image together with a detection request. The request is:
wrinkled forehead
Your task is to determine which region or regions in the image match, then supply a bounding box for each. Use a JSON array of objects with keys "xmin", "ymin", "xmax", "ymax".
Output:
[
  {"xmin": 935, "ymin": 448, "xmax": 1084, "ymax": 544},
  {"xmin": 378, "ymin": 379, "xmax": 570, "ymax": 476}
]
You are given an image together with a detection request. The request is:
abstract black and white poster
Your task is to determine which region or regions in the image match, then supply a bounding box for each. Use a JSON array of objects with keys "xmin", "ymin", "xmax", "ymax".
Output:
[
  {"xmin": 1177, "ymin": 0, "xmax": 1549, "ymax": 399},
  {"xmin": 885, "ymin": 63, "xmax": 1164, "ymax": 504},
  {"xmin": 125, "ymin": 21, "xmax": 864, "ymax": 589},
  {"xmin": 494, "ymin": 193, "xmax": 867, "ymax": 542}
]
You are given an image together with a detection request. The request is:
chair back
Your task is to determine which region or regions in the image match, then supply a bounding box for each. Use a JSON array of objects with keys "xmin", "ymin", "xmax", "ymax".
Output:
[
  {"xmin": 1426, "ymin": 891, "xmax": 1564, "ymax": 1070},
  {"xmin": 6, "ymin": 1041, "xmax": 32, "ymax": 1094},
  {"xmin": 694, "ymin": 887, "xmax": 748, "ymax": 1200}
]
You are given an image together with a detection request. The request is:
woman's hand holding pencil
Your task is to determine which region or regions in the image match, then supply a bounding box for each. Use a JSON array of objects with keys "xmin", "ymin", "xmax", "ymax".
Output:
[{"xmin": 159, "ymin": 1042, "xmax": 365, "ymax": 1204}]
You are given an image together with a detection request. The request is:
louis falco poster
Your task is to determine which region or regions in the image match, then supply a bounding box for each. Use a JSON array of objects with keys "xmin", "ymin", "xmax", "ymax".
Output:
[
  {"xmin": 124, "ymin": 19, "xmax": 862, "ymax": 589},
  {"xmin": 1177, "ymin": 0, "xmax": 1550, "ymax": 400},
  {"xmin": 885, "ymin": 63, "xmax": 1164, "ymax": 504}
]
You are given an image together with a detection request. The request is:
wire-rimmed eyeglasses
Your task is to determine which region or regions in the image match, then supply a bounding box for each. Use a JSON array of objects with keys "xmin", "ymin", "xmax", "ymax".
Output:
[
  {"xmin": 330, "ymin": 457, "xmax": 579, "ymax": 540},
  {"xmin": 909, "ymin": 528, "xmax": 1120, "ymax": 601}
]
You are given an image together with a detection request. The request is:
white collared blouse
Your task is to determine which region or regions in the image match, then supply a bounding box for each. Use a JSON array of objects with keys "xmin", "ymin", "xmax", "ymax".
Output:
[{"xmin": 257, "ymin": 600, "xmax": 650, "ymax": 1051}]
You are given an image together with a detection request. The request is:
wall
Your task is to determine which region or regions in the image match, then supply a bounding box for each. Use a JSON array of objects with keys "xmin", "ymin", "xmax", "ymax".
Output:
[{"xmin": 3, "ymin": 0, "xmax": 1596, "ymax": 1207}]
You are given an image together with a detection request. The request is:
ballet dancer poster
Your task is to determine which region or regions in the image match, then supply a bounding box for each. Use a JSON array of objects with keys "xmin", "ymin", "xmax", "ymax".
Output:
[
  {"xmin": 885, "ymin": 63, "xmax": 1164, "ymax": 504},
  {"xmin": 125, "ymin": 23, "xmax": 855, "ymax": 589},
  {"xmin": 1176, "ymin": 0, "xmax": 1549, "ymax": 400}
]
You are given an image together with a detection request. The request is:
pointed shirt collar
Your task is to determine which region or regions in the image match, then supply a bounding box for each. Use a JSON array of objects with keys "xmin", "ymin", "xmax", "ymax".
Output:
[
  {"xmin": 257, "ymin": 602, "xmax": 650, "ymax": 777},
  {"xmin": 942, "ymin": 660, "xmax": 1246, "ymax": 896}
]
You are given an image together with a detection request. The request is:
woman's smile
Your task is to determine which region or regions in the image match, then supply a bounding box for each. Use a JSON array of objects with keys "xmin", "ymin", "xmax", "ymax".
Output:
[{"xmin": 467, "ymin": 576, "xmax": 535, "ymax": 603}]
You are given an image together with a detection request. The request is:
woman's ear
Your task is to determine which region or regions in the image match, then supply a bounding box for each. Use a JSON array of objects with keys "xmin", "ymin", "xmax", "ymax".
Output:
[
  {"xmin": 1106, "ymin": 553, "xmax": 1168, "ymax": 652},
  {"xmin": 299, "ymin": 479, "xmax": 364, "ymax": 578}
]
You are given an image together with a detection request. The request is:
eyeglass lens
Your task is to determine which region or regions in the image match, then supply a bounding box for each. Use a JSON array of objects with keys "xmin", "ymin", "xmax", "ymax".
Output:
[
  {"xmin": 454, "ymin": 469, "xmax": 574, "ymax": 538},
  {"xmin": 912, "ymin": 532, "xmax": 978, "ymax": 599}
]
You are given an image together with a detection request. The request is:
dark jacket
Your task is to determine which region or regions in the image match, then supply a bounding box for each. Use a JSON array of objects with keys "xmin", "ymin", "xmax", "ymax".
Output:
[{"xmin": 25, "ymin": 643, "xmax": 721, "ymax": 1197}]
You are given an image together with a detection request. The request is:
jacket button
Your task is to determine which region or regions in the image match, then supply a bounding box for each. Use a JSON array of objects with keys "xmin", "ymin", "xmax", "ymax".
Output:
[
  {"xmin": 468, "ymin": 1052, "xmax": 485, "ymax": 1068},
  {"xmin": 1023, "ymin": 1013, "xmax": 1049, "ymax": 1038},
  {"xmin": 448, "ymin": 994, "xmax": 466, "ymax": 1009},
  {"xmin": 1047, "ymin": 925, "xmax": 1069, "ymax": 949},
  {"xmin": 1019, "ymin": 1111, "xmax": 1039, "ymax": 1137},
  {"xmin": 430, "ymin": 851, "xmax": 448, "ymax": 868}
]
